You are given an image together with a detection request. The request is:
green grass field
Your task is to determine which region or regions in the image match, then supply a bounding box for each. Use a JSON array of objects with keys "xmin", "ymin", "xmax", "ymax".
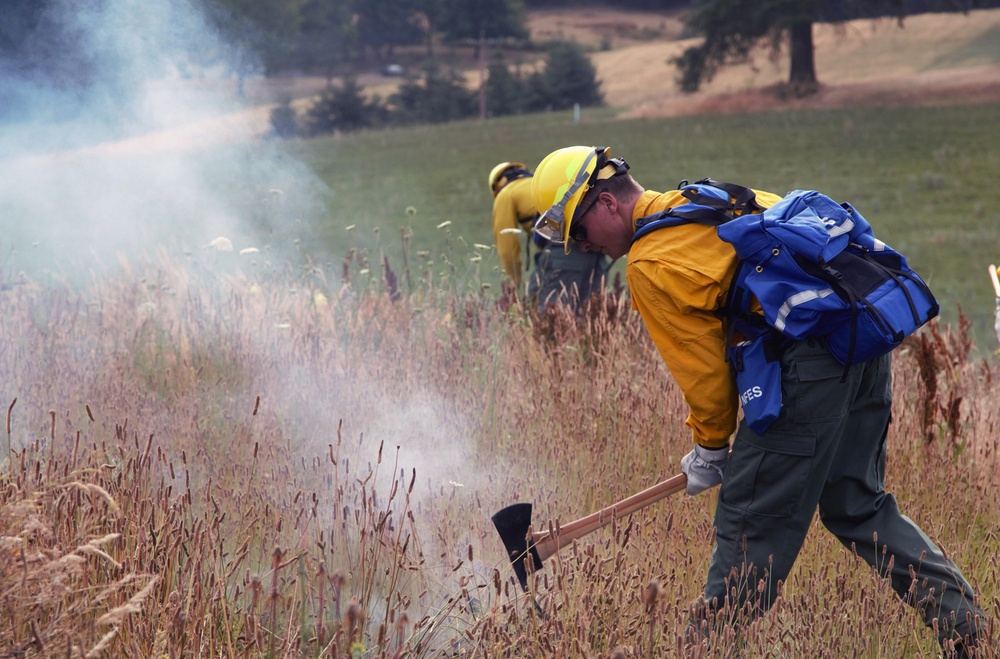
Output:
[{"xmin": 283, "ymin": 102, "xmax": 1000, "ymax": 352}]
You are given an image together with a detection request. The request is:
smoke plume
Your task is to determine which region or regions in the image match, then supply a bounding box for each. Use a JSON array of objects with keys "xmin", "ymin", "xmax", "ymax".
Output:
[{"xmin": 0, "ymin": 0, "xmax": 329, "ymax": 285}]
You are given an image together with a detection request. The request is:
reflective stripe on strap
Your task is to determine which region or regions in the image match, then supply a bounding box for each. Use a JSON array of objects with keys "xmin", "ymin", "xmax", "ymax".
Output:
[
  {"xmin": 773, "ymin": 288, "xmax": 835, "ymax": 333},
  {"xmin": 825, "ymin": 217, "xmax": 854, "ymax": 238}
]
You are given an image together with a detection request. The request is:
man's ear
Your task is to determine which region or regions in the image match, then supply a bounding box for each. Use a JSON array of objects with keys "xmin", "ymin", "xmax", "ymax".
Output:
[{"xmin": 599, "ymin": 190, "xmax": 618, "ymax": 215}]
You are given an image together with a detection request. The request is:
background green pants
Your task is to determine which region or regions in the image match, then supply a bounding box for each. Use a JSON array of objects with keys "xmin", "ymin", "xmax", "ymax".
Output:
[
  {"xmin": 527, "ymin": 242, "xmax": 610, "ymax": 312},
  {"xmin": 703, "ymin": 339, "xmax": 982, "ymax": 645}
]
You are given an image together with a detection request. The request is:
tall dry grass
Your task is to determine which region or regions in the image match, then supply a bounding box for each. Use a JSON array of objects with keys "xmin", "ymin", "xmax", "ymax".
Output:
[{"xmin": 1, "ymin": 251, "xmax": 998, "ymax": 658}]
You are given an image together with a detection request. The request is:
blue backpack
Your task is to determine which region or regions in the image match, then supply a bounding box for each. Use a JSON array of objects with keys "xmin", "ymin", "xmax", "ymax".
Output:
[{"xmin": 632, "ymin": 179, "xmax": 939, "ymax": 432}]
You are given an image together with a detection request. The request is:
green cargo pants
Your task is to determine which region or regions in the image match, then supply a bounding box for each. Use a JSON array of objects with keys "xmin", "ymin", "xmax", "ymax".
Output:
[
  {"xmin": 700, "ymin": 339, "xmax": 982, "ymax": 647},
  {"xmin": 528, "ymin": 242, "xmax": 610, "ymax": 313}
]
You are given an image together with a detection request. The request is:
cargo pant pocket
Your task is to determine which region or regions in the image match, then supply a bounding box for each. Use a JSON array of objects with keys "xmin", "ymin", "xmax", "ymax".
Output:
[
  {"xmin": 785, "ymin": 350, "xmax": 852, "ymax": 424},
  {"xmin": 721, "ymin": 428, "xmax": 817, "ymax": 518}
]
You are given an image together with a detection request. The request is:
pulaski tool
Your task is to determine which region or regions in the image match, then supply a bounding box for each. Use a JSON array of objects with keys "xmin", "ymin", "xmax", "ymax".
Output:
[{"xmin": 492, "ymin": 471, "xmax": 688, "ymax": 590}]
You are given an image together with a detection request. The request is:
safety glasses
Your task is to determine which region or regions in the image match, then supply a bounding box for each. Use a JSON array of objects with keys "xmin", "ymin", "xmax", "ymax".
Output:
[{"xmin": 568, "ymin": 190, "xmax": 603, "ymax": 243}]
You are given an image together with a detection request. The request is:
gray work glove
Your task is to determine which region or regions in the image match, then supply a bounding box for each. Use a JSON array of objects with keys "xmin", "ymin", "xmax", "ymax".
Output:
[{"xmin": 680, "ymin": 445, "xmax": 730, "ymax": 495}]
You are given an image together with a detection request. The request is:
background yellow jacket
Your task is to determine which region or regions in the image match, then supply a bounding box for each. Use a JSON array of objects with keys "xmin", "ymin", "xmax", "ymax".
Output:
[
  {"xmin": 627, "ymin": 187, "xmax": 783, "ymax": 449},
  {"xmin": 491, "ymin": 177, "xmax": 538, "ymax": 286}
]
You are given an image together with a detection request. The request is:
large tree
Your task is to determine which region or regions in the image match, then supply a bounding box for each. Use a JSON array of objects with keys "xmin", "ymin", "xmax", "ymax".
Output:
[
  {"xmin": 196, "ymin": 0, "xmax": 308, "ymax": 85},
  {"xmin": 674, "ymin": 0, "xmax": 1000, "ymax": 94},
  {"xmin": 353, "ymin": 0, "xmax": 426, "ymax": 61},
  {"xmin": 293, "ymin": 0, "xmax": 356, "ymax": 78},
  {"xmin": 437, "ymin": 0, "xmax": 528, "ymax": 53}
]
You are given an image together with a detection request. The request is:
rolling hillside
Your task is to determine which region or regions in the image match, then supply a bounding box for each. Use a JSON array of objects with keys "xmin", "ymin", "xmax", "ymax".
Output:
[
  {"xmin": 66, "ymin": 7, "xmax": 1000, "ymax": 157},
  {"xmin": 567, "ymin": 7, "xmax": 1000, "ymax": 117}
]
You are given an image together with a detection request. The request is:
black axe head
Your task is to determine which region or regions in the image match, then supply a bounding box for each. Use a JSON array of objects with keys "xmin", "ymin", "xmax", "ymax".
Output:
[{"xmin": 491, "ymin": 502, "xmax": 543, "ymax": 591}]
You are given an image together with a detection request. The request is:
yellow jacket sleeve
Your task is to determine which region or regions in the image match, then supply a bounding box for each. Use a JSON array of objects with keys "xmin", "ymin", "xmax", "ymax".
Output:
[
  {"xmin": 626, "ymin": 187, "xmax": 783, "ymax": 448},
  {"xmin": 491, "ymin": 178, "xmax": 537, "ymax": 286}
]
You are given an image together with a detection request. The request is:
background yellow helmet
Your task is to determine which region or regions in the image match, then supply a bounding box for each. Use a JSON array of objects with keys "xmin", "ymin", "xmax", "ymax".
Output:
[
  {"xmin": 531, "ymin": 146, "xmax": 626, "ymax": 246},
  {"xmin": 488, "ymin": 161, "xmax": 528, "ymax": 198}
]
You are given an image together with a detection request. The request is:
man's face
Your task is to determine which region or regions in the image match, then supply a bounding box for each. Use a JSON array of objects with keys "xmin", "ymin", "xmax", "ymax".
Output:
[{"xmin": 570, "ymin": 192, "xmax": 632, "ymax": 259}]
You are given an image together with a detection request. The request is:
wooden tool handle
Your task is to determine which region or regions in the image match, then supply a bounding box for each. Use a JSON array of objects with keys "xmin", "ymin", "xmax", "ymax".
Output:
[
  {"xmin": 531, "ymin": 472, "xmax": 688, "ymax": 562},
  {"xmin": 989, "ymin": 264, "xmax": 1000, "ymax": 298}
]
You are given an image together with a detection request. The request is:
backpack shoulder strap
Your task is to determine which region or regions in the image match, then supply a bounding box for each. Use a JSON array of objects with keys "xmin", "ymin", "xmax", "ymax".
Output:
[
  {"xmin": 681, "ymin": 178, "xmax": 764, "ymax": 216},
  {"xmin": 631, "ymin": 179, "xmax": 757, "ymax": 245},
  {"xmin": 632, "ymin": 210, "xmax": 699, "ymax": 243}
]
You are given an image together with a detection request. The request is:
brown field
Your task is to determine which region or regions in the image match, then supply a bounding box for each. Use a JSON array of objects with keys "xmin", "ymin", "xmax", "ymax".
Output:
[
  {"xmin": 584, "ymin": 7, "xmax": 1000, "ymax": 117},
  {"xmin": 1, "ymin": 253, "xmax": 998, "ymax": 657}
]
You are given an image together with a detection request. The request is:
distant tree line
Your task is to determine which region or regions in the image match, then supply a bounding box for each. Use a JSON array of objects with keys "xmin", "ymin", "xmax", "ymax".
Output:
[
  {"xmin": 274, "ymin": 40, "xmax": 603, "ymax": 136},
  {"xmin": 9, "ymin": 0, "xmax": 991, "ymax": 131},
  {"xmin": 0, "ymin": 0, "xmax": 531, "ymax": 84},
  {"xmin": 8, "ymin": 0, "xmax": 995, "ymax": 89},
  {"xmin": 190, "ymin": 0, "xmax": 536, "ymax": 79}
]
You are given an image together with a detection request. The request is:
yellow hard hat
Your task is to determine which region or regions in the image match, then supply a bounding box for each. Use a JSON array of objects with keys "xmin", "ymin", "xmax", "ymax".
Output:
[
  {"xmin": 531, "ymin": 146, "xmax": 628, "ymax": 247},
  {"xmin": 488, "ymin": 161, "xmax": 528, "ymax": 198}
]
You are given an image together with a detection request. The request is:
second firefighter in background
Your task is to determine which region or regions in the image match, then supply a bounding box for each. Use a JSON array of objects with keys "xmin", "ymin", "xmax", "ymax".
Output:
[{"xmin": 488, "ymin": 161, "xmax": 610, "ymax": 312}]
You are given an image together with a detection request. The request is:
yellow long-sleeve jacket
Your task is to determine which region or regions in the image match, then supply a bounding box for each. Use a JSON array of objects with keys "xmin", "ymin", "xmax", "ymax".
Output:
[
  {"xmin": 492, "ymin": 177, "xmax": 538, "ymax": 286},
  {"xmin": 627, "ymin": 187, "xmax": 783, "ymax": 449}
]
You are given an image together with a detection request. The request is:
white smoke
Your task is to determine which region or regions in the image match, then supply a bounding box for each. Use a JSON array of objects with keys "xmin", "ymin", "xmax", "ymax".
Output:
[{"xmin": 0, "ymin": 0, "xmax": 330, "ymax": 285}]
